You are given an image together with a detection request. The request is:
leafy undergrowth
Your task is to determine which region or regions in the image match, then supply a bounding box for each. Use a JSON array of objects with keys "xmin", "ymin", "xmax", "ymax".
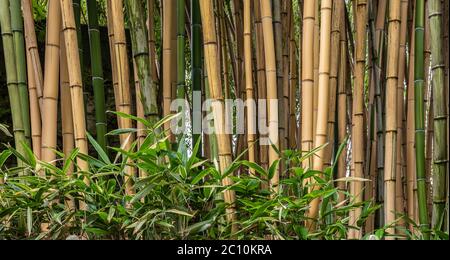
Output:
[{"xmin": 0, "ymin": 116, "xmax": 444, "ymax": 240}]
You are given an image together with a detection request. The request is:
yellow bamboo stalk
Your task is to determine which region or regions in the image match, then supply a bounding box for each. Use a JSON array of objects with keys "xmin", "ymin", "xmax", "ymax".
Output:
[
  {"xmin": 308, "ymin": 0, "xmax": 333, "ymax": 228},
  {"xmin": 41, "ymin": 0, "xmax": 61, "ymax": 169},
  {"xmin": 384, "ymin": 0, "xmax": 402, "ymax": 239},
  {"xmin": 406, "ymin": 15, "xmax": 418, "ymax": 229},
  {"xmin": 199, "ymin": 0, "xmax": 237, "ymax": 234},
  {"xmin": 260, "ymin": 0, "xmax": 280, "ymax": 191},
  {"xmin": 337, "ymin": 14, "xmax": 348, "ymax": 204},
  {"xmin": 162, "ymin": 0, "xmax": 176, "ymax": 140},
  {"xmin": 243, "ymin": 0, "xmax": 256, "ymax": 173},
  {"xmin": 109, "ymin": 0, "xmax": 135, "ymax": 195},
  {"xmin": 22, "ymin": 0, "xmax": 44, "ymax": 111},
  {"xmin": 60, "ymin": 31, "xmax": 76, "ymax": 210},
  {"xmin": 301, "ymin": 0, "xmax": 315, "ymax": 171},
  {"xmin": 395, "ymin": 0, "xmax": 409, "ymax": 233},
  {"xmin": 60, "ymin": 0, "xmax": 89, "ymax": 175}
]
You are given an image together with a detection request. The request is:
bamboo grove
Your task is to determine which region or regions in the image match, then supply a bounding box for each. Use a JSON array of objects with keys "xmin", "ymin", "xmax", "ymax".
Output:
[{"xmin": 0, "ymin": 0, "xmax": 449, "ymax": 240}]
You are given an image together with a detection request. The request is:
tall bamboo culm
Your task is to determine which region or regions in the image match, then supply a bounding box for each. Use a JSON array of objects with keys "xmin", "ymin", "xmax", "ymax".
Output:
[
  {"xmin": 60, "ymin": 0, "xmax": 89, "ymax": 175},
  {"xmin": 349, "ymin": 0, "xmax": 368, "ymax": 240},
  {"xmin": 10, "ymin": 0, "xmax": 31, "ymax": 147},
  {"xmin": 109, "ymin": 0, "xmax": 135, "ymax": 195},
  {"xmin": 162, "ymin": 0, "xmax": 176, "ymax": 140},
  {"xmin": 199, "ymin": 0, "xmax": 237, "ymax": 234},
  {"xmin": 301, "ymin": 0, "xmax": 315, "ymax": 172},
  {"xmin": 87, "ymin": 0, "xmax": 108, "ymax": 152},
  {"xmin": 428, "ymin": 0, "xmax": 448, "ymax": 231},
  {"xmin": 308, "ymin": 0, "xmax": 333, "ymax": 227},
  {"xmin": 191, "ymin": 0, "xmax": 202, "ymax": 156},
  {"xmin": 384, "ymin": 0, "xmax": 401, "ymax": 239},
  {"xmin": 22, "ymin": 0, "xmax": 42, "ymax": 159},
  {"xmin": 414, "ymin": 0, "xmax": 430, "ymax": 240},
  {"xmin": 243, "ymin": 0, "xmax": 256, "ymax": 173},
  {"xmin": 22, "ymin": 0, "xmax": 43, "ymax": 111},
  {"xmin": 0, "ymin": 0, "xmax": 26, "ymax": 166},
  {"xmin": 260, "ymin": 0, "xmax": 280, "ymax": 191},
  {"xmin": 41, "ymin": 0, "xmax": 61, "ymax": 168}
]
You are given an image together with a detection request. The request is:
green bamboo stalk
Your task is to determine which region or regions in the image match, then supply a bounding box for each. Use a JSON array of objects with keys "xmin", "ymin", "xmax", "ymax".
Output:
[
  {"xmin": 414, "ymin": 0, "xmax": 430, "ymax": 239},
  {"xmin": 10, "ymin": 0, "xmax": 31, "ymax": 148},
  {"xmin": 177, "ymin": 0, "xmax": 186, "ymax": 146},
  {"xmin": 0, "ymin": 0, "xmax": 26, "ymax": 165},
  {"xmin": 191, "ymin": 0, "xmax": 202, "ymax": 157},
  {"xmin": 125, "ymin": 0, "xmax": 159, "ymax": 126},
  {"xmin": 86, "ymin": 0, "xmax": 108, "ymax": 152},
  {"xmin": 428, "ymin": 0, "xmax": 448, "ymax": 231}
]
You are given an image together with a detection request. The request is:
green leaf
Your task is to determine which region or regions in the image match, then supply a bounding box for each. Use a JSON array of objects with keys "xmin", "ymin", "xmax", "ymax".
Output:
[
  {"xmin": 166, "ymin": 209, "xmax": 193, "ymax": 217},
  {"xmin": 0, "ymin": 150, "xmax": 12, "ymax": 168},
  {"xmin": 27, "ymin": 207, "xmax": 32, "ymax": 237},
  {"xmin": 0, "ymin": 123, "xmax": 12, "ymax": 137},
  {"xmin": 268, "ymin": 159, "xmax": 280, "ymax": 181},
  {"xmin": 87, "ymin": 132, "xmax": 111, "ymax": 164}
]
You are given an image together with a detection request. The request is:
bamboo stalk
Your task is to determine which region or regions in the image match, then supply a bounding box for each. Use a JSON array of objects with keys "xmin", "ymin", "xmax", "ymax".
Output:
[
  {"xmin": 60, "ymin": 0, "xmax": 89, "ymax": 176},
  {"xmin": 254, "ymin": 0, "xmax": 268, "ymax": 171},
  {"xmin": 308, "ymin": 0, "xmax": 333, "ymax": 227},
  {"xmin": 60, "ymin": 31, "xmax": 75, "ymax": 177},
  {"xmin": 176, "ymin": 0, "xmax": 186, "ymax": 145},
  {"xmin": 191, "ymin": 0, "xmax": 202, "ymax": 156},
  {"xmin": 406, "ymin": 13, "xmax": 418, "ymax": 228},
  {"xmin": 395, "ymin": 0, "xmax": 409, "ymax": 233},
  {"xmin": 260, "ymin": 0, "xmax": 280, "ymax": 191},
  {"xmin": 324, "ymin": 0, "xmax": 343, "ymax": 168},
  {"xmin": 108, "ymin": 0, "xmax": 136, "ymax": 195},
  {"xmin": 10, "ymin": 0, "xmax": 31, "ymax": 147},
  {"xmin": 162, "ymin": 0, "xmax": 176, "ymax": 141},
  {"xmin": 413, "ymin": 0, "xmax": 430, "ymax": 239},
  {"xmin": 428, "ymin": 0, "xmax": 448, "ymax": 231},
  {"xmin": 243, "ymin": 0, "xmax": 256, "ymax": 173},
  {"xmin": 301, "ymin": 0, "xmax": 315, "ymax": 171},
  {"xmin": 87, "ymin": 0, "xmax": 108, "ymax": 152},
  {"xmin": 384, "ymin": 0, "xmax": 401, "ymax": 238},
  {"xmin": 337, "ymin": 12, "xmax": 348, "ymax": 204},
  {"xmin": 127, "ymin": 0, "xmax": 159, "ymax": 127},
  {"xmin": 41, "ymin": 0, "xmax": 61, "ymax": 167},
  {"xmin": 0, "ymin": 0, "xmax": 26, "ymax": 166},
  {"xmin": 199, "ymin": 0, "xmax": 237, "ymax": 234},
  {"xmin": 21, "ymin": 0, "xmax": 43, "ymax": 112},
  {"xmin": 349, "ymin": 0, "xmax": 368, "ymax": 240},
  {"xmin": 22, "ymin": 0, "xmax": 42, "ymax": 159}
]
